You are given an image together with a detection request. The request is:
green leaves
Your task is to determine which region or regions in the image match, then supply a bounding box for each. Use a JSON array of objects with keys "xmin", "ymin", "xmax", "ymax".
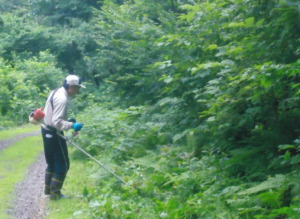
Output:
[
  {"xmin": 245, "ymin": 17, "xmax": 255, "ymax": 26},
  {"xmin": 206, "ymin": 44, "xmax": 218, "ymax": 51},
  {"xmin": 284, "ymin": 151, "xmax": 291, "ymax": 161},
  {"xmin": 186, "ymin": 12, "xmax": 196, "ymax": 22},
  {"xmin": 3, "ymin": 0, "xmax": 300, "ymax": 218},
  {"xmin": 238, "ymin": 175, "xmax": 286, "ymax": 195},
  {"xmin": 154, "ymin": 60, "xmax": 172, "ymax": 69},
  {"xmin": 0, "ymin": 52, "xmax": 63, "ymax": 125},
  {"xmin": 278, "ymin": 145, "xmax": 295, "ymax": 150},
  {"xmin": 256, "ymin": 18, "xmax": 265, "ymax": 26},
  {"xmin": 228, "ymin": 17, "xmax": 255, "ymax": 28}
]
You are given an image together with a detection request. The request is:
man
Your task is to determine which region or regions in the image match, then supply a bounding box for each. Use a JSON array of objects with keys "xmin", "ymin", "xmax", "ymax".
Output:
[{"xmin": 41, "ymin": 75, "xmax": 85, "ymax": 200}]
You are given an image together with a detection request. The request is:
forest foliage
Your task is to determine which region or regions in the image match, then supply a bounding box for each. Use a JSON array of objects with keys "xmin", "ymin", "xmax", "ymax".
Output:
[{"xmin": 1, "ymin": 0, "xmax": 300, "ymax": 218}]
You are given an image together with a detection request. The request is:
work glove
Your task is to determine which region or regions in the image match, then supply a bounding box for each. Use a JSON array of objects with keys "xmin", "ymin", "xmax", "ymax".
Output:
[
  {"xmin": 68, "ymin": 118, "xmax": 76, "ymax": 123},
  {"xmin": 72, "ymin": 123, "xmax": 83, "ymax": 131}
]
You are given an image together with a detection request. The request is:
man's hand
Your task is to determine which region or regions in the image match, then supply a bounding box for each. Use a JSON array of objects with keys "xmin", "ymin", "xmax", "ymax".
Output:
[{"xmin": 72, "ymin": 123, "xmax": 83, "ymax": 131}]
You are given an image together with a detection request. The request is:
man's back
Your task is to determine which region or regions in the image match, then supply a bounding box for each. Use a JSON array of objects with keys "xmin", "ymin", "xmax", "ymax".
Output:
[{"xmin": 42, "ymin": 87, "xmax": 73, "ymax": 131}]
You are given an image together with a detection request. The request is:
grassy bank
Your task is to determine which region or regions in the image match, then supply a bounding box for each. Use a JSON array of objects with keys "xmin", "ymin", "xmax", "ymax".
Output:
[
  {"xmin": 0, "ymin": 125, "xmax": 40, "ymax": 141},
  {"xmin": 0, "ymin": 136, "xmax": 43, "ymax": 218}
]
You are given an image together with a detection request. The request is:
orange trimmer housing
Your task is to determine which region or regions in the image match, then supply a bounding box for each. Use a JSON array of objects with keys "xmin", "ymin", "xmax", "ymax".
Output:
[{"xmin": 32, "ymin": 108, "xmax": 45, "ymax": 121}]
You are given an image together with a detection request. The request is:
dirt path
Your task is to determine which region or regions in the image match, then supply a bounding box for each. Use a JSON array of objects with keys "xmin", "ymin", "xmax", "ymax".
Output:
[
  {"xmin": 7, "ymin": 152, "xmax": 48, "ymax": 219},
  {"xmin": 0, "ymin": 130, "xmax": 48, "ymax": 219},
  {"xmin": 0, "ymin": 131, "xmax": 40, "ymax": 152}
]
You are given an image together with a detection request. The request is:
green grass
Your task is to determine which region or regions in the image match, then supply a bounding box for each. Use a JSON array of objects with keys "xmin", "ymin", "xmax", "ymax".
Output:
[
  {"xmin": 46, "ymin": 155, "xmax": 91, "ymax": 219},
  {"xmin": 0, "ymin": 136, "xmax": 43, "ymax": 218},
  {"xmin": 0, "ymin": 125, "xmax": 40, "ymax": 141}
]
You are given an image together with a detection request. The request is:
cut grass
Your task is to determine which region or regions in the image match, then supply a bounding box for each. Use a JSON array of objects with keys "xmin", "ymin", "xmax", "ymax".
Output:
[
  {"xmin": 0, "ymin": 125, "xmax": 40, "ymax": 141},
  {"xmin": 0, "ymin": 136, "xmax": 43, "ymax": 218}
]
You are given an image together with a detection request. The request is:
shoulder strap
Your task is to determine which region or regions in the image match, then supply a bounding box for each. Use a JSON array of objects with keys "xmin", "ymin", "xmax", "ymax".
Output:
[{"xmin": 50, "ymin": 88, "xmax": 59, "ymax": 110}]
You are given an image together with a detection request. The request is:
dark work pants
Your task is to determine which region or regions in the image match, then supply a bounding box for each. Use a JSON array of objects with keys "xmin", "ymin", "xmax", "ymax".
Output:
[{"xmin": 41, "ymin": 127, "xmax": 70, "ymax": 181}]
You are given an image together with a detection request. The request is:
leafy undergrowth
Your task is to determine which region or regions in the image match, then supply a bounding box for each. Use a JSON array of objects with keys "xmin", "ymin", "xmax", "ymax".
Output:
[
  {"xmin": 45, "ymin": 105, "xmax": 300, "ymax": 219},
  {"xmin": 0, "ymin": 136, "xmax": 43, "ymax": 218}
]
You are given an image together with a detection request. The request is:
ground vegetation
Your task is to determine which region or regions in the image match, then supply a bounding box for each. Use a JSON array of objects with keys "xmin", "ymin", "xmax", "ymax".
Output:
[{"xmin": 1, "ymin": 0, "xmax": 300, "ymax": 218}]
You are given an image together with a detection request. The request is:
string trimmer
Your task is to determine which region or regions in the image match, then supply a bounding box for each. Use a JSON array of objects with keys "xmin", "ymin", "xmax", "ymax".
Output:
[{"xmin": 29, "ymin": 108, "xmax": 127, "ymax": 185}]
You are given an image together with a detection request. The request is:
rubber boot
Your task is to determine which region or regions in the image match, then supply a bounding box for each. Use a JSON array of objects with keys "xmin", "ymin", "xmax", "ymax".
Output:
[
  {"xmin": 50, "ymin": 178, "xmax": 70, "ymax": 200},
  {"xmin": 44, "ymin": 172, "xmax": 53, "ymax": 195}
]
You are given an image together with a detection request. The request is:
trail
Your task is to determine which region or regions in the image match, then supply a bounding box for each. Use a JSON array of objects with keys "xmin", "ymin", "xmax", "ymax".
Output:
[
  {"xmin": 0, "ymin": 131, "xmax": 48, "ymax": 219},
  {"xmin": 8, "ymin": 153, "xmax": 47, "ymax": 219}
]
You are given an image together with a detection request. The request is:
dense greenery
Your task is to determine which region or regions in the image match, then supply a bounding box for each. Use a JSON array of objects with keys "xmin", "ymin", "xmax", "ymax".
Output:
[{"xmin": 2, "ymin": 0, "xmax": 300, "ymax": 218}]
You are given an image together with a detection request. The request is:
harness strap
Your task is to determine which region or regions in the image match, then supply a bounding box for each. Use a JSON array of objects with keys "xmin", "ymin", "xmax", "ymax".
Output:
[
  {"xmin": 50, "ymin": 88, "xmax": 59, "ymax": 110},
  {"xmin": 46, "ymin": 88, "xmax": 59, "ymax": 133}
]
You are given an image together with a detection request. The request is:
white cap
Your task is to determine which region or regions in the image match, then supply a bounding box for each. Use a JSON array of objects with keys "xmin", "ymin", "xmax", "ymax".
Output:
[{"xmin": 65, "ymin": 75, "xmax": 86, "ymax": 88}]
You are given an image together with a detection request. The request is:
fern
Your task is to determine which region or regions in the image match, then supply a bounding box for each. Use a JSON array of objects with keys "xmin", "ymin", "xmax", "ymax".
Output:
[
  {"xmin": 132, "ymin": 154, "xmax": 166, "ymax": 173},
  {"xmin": 163, "ymin": 171, "xmax": 191, "ymax": 186},
  {"xmin": 257, "ymin": 191, "xmax": 283, "ymax": 208},
  {"xmin": 238, "ymin": 175, "xmax": 286, "ymax": 195},
  {"xmin": 226, "ymin": 198, "xmax": 250, "ymax": 205}
]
